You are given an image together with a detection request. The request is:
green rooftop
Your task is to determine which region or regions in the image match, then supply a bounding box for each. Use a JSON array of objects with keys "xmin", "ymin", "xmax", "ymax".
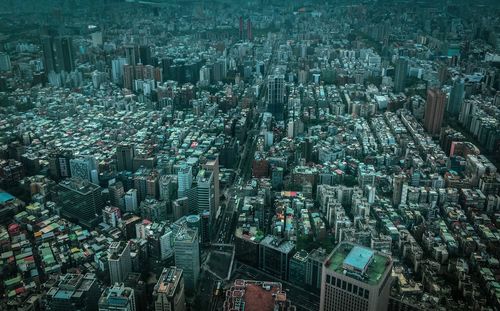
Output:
[{"xmin": 325, "ymin": 242, "xmax": 391, "ymax": 286}]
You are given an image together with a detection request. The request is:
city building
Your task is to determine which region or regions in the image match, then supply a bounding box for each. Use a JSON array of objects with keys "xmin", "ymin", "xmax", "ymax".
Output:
[
  {"xmin": 267, "ymin": 74, "xmax": 285, "ymax": 120},
  {"xmin": 320, "ymin": 243, "xmax": 393, "ymax": 311},
  {"xmin": 423, "ymin": 88, "xmax": 447, "ymax": 136},
  {"xmin": 174, "ymin": 228, "xmax": 200, "ymax": 290},
  {"xmin": 177, "ymin": 165, "xmax": 192, "ymax": 198},
  {"xmin": 98, "ymin": 283, "xmax": 136, "ymax": 311},
  {"xmin": 45, "ymin": 273, "xmax": 99, "ymax": 311},
  {"xmin": 108, "ymin": 241, "xmax": 132, "ymax": 284},
  {"xmin": 153, "ymin": 267, "xmax": 186, "ymax": 311},
  {"xmin": 223, "ymin": 279, "xmax": 296, "ymax": 311},
  {"xmin": 51, "ymin": 178, "xmax": 105, "ymax": 227},
  {"xmin": 394, "ymin": 57, "xmax": 408, "ymax": 93},
  {"xmin": 259, "ymin": 235, "xmax": 295, "ymax": 280}
]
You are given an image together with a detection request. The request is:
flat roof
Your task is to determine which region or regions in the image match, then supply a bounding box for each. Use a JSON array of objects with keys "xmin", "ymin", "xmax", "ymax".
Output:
[
  {"xmin": 343, "ymin": 246, "xmax": 374, "ymax": 273},
  {"xmin": 326, "ymin": 243, "xmax": 390, "ymax": 286},
  {"xmin": 0, "ymin": 192, "xmax": 15, "ymax": 204}
]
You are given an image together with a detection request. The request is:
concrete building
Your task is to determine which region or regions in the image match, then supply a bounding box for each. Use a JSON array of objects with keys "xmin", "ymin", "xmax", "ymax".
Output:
[
  {"xmin": 259, "ymin": 235, "xmax": 295, "ymax": 280},
  {"xmin": 320, "ymin": 242, "xmax": 393, "ymax": 311},
  {"xmin": 174, "ymin": 228, "xmax": 200, "ymax": 290},
  {"xmin": 177, "ymin": 165, "xmax": 192, "ymax": 198},
  {"xmin": 45, "ymin": 273, "xmax": 99, "ymax": 311},
  {"xmin": 51, "ymin": 178, "xmax": 105, "ymax": 227},
  {"xmin": 108, "ymin": 241, "xmax": 132, "ymax": 284},
  {"xmin": 223, "ymin": 279, "xmax": 295, "ymax": 311},
  {"xmin": 196, "ymin": 169, "xmax": 215, "ymax": 225},
  {"xmin": 153, "ymin": 267, "xmax": 186, "ymax": 311},
  {"xmin": 98, "ymin": 283, "xmax": 136, "ymax": 311},
  {"xmin": 267, "ymin": 74, "xmax": 285, "ymax": 120},
  {"xmin": 423, "ymin": 88, "xmax": 446, "ymax": 136}
]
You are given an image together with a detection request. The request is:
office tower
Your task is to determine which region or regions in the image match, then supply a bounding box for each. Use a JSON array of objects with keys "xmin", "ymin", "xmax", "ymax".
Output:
[
  {"xmin": 0, "ymin": 52, "xmax": 11, "ymax": 71},
  {"xmin": 41, "ymin": 35, "xmax": 56, "ymax": 73},
  {"xmin": 203, "ymin": 156, "xmax": 220, "ymax": 215},
  {"xmin": 447, "ymin": 78, "xmax": 464, "ymax": 116},
  {"xmin": 123, "ymin": 273, "xmax": 147, "ymax": 311},
  {"xmin": 139, "ymin": 45, "xmax": 152, "ymax": 65},
  {"xmin": 159, "ymin": 175, "xmax": 175, "ymax": 201},
  {"xmin": 42, "ymin": 35, "xmax": 75, "ymax": 74},
  {"xmin": 259, "ymin": 235, "xmax": 295, "ymax": 280},
  {"xmin": 109, "ymin": 181, "xmax": 125, "ymax": 208},
  {"xmin": 223, "ymin": 280, "xmax": 296, "ymax": 311},
  {"xmin": 320, "ymin": 243, "xmax": 393, "ymax": 311},
  {"xmin": 45, "ymin": 273, "xmax": 99, "ymax": 311},
  {"xmin": 123, "ymin": 64, "xmax": 135, "ymax": 90},
  {"xmin": 48, "ymin": 150, "xmax": 73, "ymax": 180},
  {"xmin": 51, "ymin": 178, "xmax": 105, "ymax": 227},
  {"xmin": 125, "ymin": 45, "xmax": 139, "ymax": 66},
  {"xmin": 239, "ymin": 16, "xmax": 244, "ymax": 40},
  {"xmin": 70, "ymin": 156, "xmax": 98, "ymax": 184},
  {"xmin": 116, "ymin": 144, "xmax": 135, "ymax": 172},
  {"xmin": 423, "ymin": 88, "xmax": 447, "ymax": 136},
  {"xmin": 174, "ymin": 228, "xmax": 200, "ymax": 290},
  {"xmin": 267, "ymin": 74, "xmax": 285, "ymax": 120},
  {"xmin": 247, "ymin": 18, "xmax": 253, "ymax": 41},
  {"xmin": 392, "ymin": 174, "xmax": 406, "ymax": 206},
  {"xmin": 306, "ymin": 248, "xmax": 328, "ymax": 293},
  {"xmin": 153, "ymin": 267, "xmax": 186, "ymax": 311},
  {"xmin": 177, "ymin": 165, "xmax": 192, "ymax": 198},
  {"xmin": 112, "ymin": 58, "xmax": 127, "ymax": 85},
  {"xmin": 108, "ymin": 241, "xmax": 132, "ymax": 284},
  {"xmin": 394, "ymin": 57, "xmax": 408, "ymax": 93},
  {"xmin": 289, "ymin": 250, "xmax": 309, "ymax": 286},
  {"xmin": 124, "ymin": 188, "xmax": 138, "ymax": 213},
  {"xmin": 197, "ymin": 169, "xmax": 215, "ymax": 226},
  {"xmin": 98, "ymin": 283, "xmax": 136, "ymax": 311}
]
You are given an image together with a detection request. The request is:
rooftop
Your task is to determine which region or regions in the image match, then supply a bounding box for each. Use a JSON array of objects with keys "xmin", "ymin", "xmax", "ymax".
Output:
[{"xmin": 325, "ymin": 242, "xmax": 391, "ymax": 286}]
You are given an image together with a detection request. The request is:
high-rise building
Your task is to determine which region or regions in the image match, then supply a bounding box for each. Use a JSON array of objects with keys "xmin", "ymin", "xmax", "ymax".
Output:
[
  {"xmin": 203, "ymin": 156, "xmax": 220, "ymax": 222},
  {"xmin": 42, "ymin": 35, "xmax": 75, "ymax": 74},
  {"xmin": 45, "ymin": 273, "xmax": 99, "ymax": 311},
  {"xmin": 109, "ymin": 181, "xmax": 125, "ymax": 208},
  {"xmin": 124, "ymin": 189, "xmax": 138, "ymax": 213},
  {"xmin": 116, "ymin": 144, "xmax": 135, "ymax": 172},
  {"xmin": 267, "ymin": 74, "xmax": 285, "ymax": 120},
  {"xmin": 306, "ymin": 248, "xmax": 328, "ymax": 293},
  {"xmin": 196, "ymin": 169, "xmax": 215, "ymax": 225},
  {"xmin": 223, "ymin": 279, "xmax": 296, "ymax": 311},
  {"xmin": 289, "ymin": 250, "xmax": 309, "ymax": 287},
  {"xmin": 392, "ymin": 174, "xmax": 406, "ymax": 206},
  {"xmin": 394, "ymin": 57, "xmax": 408, "ymax": 93},
  {"xmin": 125, "ymin": 45, "xmax": 139, "ymax": 67},
  {"xmin": 70, "ymin": 156, "xmax": 98, "ymax": 184},
  {"xmin": 247, "ymin": 18, "xmax": 253, "ymax": 41},
  {"xmin": 51, "ymin": 178, "xmax": 105, "ymax": 227},
  {"xmin": 177, "ymin": 165, "xmax": 193, "ymax": 198},
  {"xmin": 153, "ymin": 267, "xmax": 186, "ymax": 311},
  {"xmin": 239, "ymin": 16, "xmax": 244, "ymax": 40},
  {"xmin": 112, "ymin": 58, "xmax": 127, "ymax": 85},
  {"xmin": 447, "ymin": 78, "xmax": 464, "ymax": 116},
  {"xmin": 423, "ymin": 88, "xmax": 447, "ymax": 136},
  {"xmin": 320, "ymin": 242, "xmax": 393, "ymax": 311},
  {"xmin": 174, "ymin": 228, "xmax": 200, "ymax": 290},
  {"xmin": 98, "ymin": 283, "xmax": 136, "ymax": 311},
  {"xmin": 108, "ymin": 241, "xmax": 132, "ymax": 284},
  {"xmin": 0, "ymin": 52, "xmax": 12, "ymax": 71},
  {"xmin": 259, "ymin": 235, "xmax": 295, "ymax": 280}
]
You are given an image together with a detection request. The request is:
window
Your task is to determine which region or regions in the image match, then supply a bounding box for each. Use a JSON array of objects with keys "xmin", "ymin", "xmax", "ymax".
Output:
[
  {"xmin": 364, "ymin": 290, "xmax": 370, "ymax": 299},
  {"xmin": 358, "ymin": 288, "xmax": 364, "ymax": 297},
  {"xmin": 342, "ymin": 281, "xmax": 347, "ymax": 290},
  {"xmin": 353, "ymin": 285, "xmax": 358, "ymax": 295},
  {"xmin": 331, "ymin": 277, "xmax": 336, "ymax": 285},
  {"xmin": 347, "ymin": 283, "xmax": 352, "ymax": 292},
  {"xmin": 336, "ymin": 278, "xmax": 341, "ymax": 287},
  {"xmin": 326, "ymin": 275, "xmax": 331, "ymax": 284}
]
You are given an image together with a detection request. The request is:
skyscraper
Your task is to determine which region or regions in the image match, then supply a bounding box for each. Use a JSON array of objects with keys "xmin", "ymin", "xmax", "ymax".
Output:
[
  {"xmin": 247, "ymin": 18, "xmax": 253, "ymax": 41},
  {"xmin": 268, "ymin": 74, "xmax": 285, "ymax": 120},
  {"xmin": 447, "ymin": 78, "xmax": 465, "ymax": 116},
  {"xmin": 153, "ymin": 267, "xmax": 186, "ymax": 311},
  {"xmin": 394, "ymin": 57, "xmax": 408, "ymax": 93},
  {"xmin": 41, "ymin": 35, "xmax": 75, "ymax": 74},
  {"xmin": 112, "ymin": 58, "xmax": 127, "ymax": 85},
  {"xmin": 70, "ymin": 156, "xmax": 98, "ymax": 184},
  {"xmin": 203, "ymin": 155, "xmax": 220, "ymax": 218},
  {"xmin": 174, "ymin": 228, "xmax": 200, "ymax": 290},
  {"xmin": 177, "ymin": 164, "xmax": 193, "ymax": 198},
  {"xmin": 239, "ymin": 16, "xmax": 244, "ymax": 40},
  {"xmin": 116, "ymin": 144, "xmax": 135, "ymax": 172},
  {"xmin": 320, "ymin": 242, "xmax": 393, "ymax": 311},
  {"xmin": 196, "ymin": 169, "xmax": 215, "ymax": 225},
  {"xmin": 392, "ymin": 174, "xmax": 406, "ymax": 206},
  {"xmin": 99, "ymin": 283, "xmax": 136, "ymax": 311},
  {"xmin": 423, "ymin": 88, "xmax": 447, "ymax": 136},
  {"xmin": 108, "ymin": 241, "xmax": 132, "ymax": 284}
]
